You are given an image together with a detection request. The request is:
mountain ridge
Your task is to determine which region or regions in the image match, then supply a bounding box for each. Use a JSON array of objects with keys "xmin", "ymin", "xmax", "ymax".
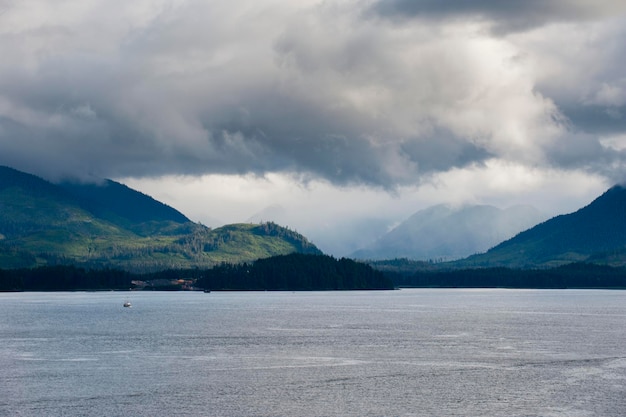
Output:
[
  {"xmin": 0, "ymin": 165, "xmax": 321, "ymax": 271},
  {"xmin": 4, "ymin": 164, "xmax": 626, "ymax": 272},
  {"xmin": 59, "ymin": 179, "xmax": 190, "ymax": 231},
  {"xmin": 352, "ymin": 203, "xmax": 546, "ymax": 261},
  {"xmin": 456, "ymin": 185, "xmax": 626, "ymax": 268}
]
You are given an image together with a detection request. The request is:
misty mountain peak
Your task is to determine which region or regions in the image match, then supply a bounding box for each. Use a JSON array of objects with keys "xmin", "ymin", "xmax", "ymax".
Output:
[{"xmin": 352, "ymin": 203, "xmax": 546, "ymax": 261}]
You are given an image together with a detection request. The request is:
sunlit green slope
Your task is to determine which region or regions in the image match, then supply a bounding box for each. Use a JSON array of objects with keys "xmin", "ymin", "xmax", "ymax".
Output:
[
  {"xmin": 455, "ymin": 185, "xmax": 626, "ymax": 268},
  {"xmin": 0, "ymin": 166, "xmax": 321, "ymax": 271}
]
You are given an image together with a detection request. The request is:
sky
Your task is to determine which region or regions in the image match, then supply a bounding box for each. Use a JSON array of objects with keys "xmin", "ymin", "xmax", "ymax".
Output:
[{"xmin": 1, "ymin": 0, "xmax": 626, "ymax": 255}]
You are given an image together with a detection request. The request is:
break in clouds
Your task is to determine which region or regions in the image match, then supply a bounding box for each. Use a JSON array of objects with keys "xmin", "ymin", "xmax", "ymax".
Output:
[{"xmin": 1, "ymin": 0, "xmax": 626, "ymax": 186}]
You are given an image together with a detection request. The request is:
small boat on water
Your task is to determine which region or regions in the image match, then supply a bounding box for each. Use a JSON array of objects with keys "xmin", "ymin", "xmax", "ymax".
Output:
[{"xmin": 123, "ymin": 301, "xmax": 132, "ymax": 308}]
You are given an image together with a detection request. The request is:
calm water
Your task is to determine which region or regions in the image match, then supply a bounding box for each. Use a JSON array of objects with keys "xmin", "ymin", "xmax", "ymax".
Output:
[{"xmin": 1, "ymin": 289, "xmax": 625, "ymax": 417}]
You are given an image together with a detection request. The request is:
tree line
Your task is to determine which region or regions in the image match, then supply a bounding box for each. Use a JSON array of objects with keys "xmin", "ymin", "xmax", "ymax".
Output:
[
  {"xmin": 0, "ymin": 265, "xmax": 133, "ymax": 291},
  {"xmin": 2, "ymin": 257, "xmax": 624, "ymax": 291},
  {"xmin": 391, "ymin": 262, "xmax": 626, "ymax": 289},
  {"xmin": 0, "ymin": 253, "xmax": 393, "ymax": 291},
  {"xmin": 149, "ymin": 253, "xmax": 393, "ymax": 291}
]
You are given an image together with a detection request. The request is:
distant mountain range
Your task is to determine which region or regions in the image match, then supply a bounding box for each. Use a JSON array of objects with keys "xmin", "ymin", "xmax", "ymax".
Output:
[
  {"xmin": 455, "ymin": 185, "xmax": 626, "ymax": 268},
  {"xmin": 0, "ymin": 166, "xmax": 320, "ymax": 271},
  {"xmin": 247, "ymin": 204, "xmax": 393, "ymax": 257},
  {"xmin": 59, "ymin": 179, "xmax": 190, "ymax": 228},
  {"xmin": 352, "ymin": 204, "xmax": 546, "ymax": 261},
  {"xmin": 3, "ymin": 164, "xmax": 626, "ymax": 272}
]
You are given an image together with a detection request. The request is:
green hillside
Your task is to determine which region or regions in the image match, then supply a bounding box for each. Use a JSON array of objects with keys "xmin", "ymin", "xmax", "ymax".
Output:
[
  {"xmin": 456, "ymin": 185, "xmax": 626, "ymax": 268},
  {"xmin": 0, "ymin": 166, "xmax": 321, "ymax": 271},
  {"xmin": 59, "ymin": 179, "xmax": 190, "ymax": 233}
]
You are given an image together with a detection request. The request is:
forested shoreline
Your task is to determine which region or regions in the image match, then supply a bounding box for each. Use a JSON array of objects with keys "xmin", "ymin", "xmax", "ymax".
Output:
[
  {"xmin": 0, "ymin": 265, "xmax": 134, "ymax": 291},
  {"xmin": 1, "ymin": 256, "xmax": 624, "ymax": 292},
  {"xmin": 0, "ymin": 253, "xmax": 393, "ymax": 291},
  {"xmin": 391, "ymin": 262, "xmax": 626, "ymax": 289},
  {"xmin": 193, "ymin": 253, "xmax": 392, "ymax": 291}
]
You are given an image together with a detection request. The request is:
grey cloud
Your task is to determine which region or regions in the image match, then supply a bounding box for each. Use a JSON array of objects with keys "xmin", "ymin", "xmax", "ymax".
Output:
[
  {"xmin": 523, "ymin": 17, "xmax": 626, "ymax": 138},
  {"xmin": 1, "ymin": 0, "xmax": 625, "ymax": 188},
  {"xmin": 557, "ymin": 104, "xmax": 626, "ymax": 136},
  {"xmin": 399, "ymin": 129, "xmax": 494, "ymax": 173},
  {"xmin": 545, "ymin": 132, "xmax": 626, "ymax": 184},
  {"xmin": 368, "ymin": 0, "xmax": 626, "ymax": 34},
  {"xmin": 0, "ymin": 1, "xmax": 485, "ymax": 186}
]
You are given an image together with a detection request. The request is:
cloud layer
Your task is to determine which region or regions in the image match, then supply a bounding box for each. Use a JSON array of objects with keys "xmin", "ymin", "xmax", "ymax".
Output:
[
  {"xmin": 1, "ymin": 0, "xmax": 626, "ymax": 187},
  {"xmin": 369, "ymin": 0, "xmax": 626, "ymax": 34}
]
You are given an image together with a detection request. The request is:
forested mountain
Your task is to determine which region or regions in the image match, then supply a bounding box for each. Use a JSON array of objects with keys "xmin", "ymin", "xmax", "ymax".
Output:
[
  {"xmin": 59, "ymin": 179, "xmax": 189, "ymax": 232},
  {"xmin": 0, "ymin": 166, "xmax": 321, "ymax": 271},
  {"xmin": 194, "ymin": 253, "xmax": 393, "ymax": 291},
  {"xmin": 393, "ymin": 263, "xmax": 626, "ymax": 289},
  {"xmin": 352, "ymin": 204, "xmax": 545, "ymax": 261},
  {"xmin": 0, "ymin": 253, "xmax": 392, "ymax": 291},
  {"xmin": 457, "ymin": 185, "xmax": 626, "ymax": 268}
]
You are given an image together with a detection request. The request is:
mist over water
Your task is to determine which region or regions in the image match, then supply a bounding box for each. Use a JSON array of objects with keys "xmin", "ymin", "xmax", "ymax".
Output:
[{"xmin": 1, "ymin": 290, "xmax": 625, "ymax": 416}]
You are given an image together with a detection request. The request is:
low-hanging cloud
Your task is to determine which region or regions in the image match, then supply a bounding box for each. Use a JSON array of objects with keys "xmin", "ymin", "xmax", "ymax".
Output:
[{"xmin": 1, "ymin": 0, "xmax": 626, "ymax": 186}]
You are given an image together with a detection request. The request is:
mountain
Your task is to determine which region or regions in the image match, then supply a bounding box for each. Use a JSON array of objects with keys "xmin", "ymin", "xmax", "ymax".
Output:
[
  {"xmin": 457, "ymin": 185, "xmax": 626, "ymax": 268},
  {"xmin": 59, "ymin": 179, "xmax": 189, "ymax": 233},
  {"xmin": 247, "ymin": 204, "xmax": 394, "ymax": 257},
  {"xmin": 247, "ymin": 204, "xmax": 288, "ymax": 224},
  {"xmin": 308, "ymin": 217, "xmax": 394, "ymax": 257},
  {"xmin": 352, "ymin": 204, "xmax": 546, "ymax": 261},
  {"xmin": 0, "ymin": 166, "xmax": 321, "ymax": 271}
]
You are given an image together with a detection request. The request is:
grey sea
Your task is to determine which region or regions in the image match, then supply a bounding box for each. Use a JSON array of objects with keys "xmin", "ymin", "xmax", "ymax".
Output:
[{"xmin": 1, "ymin": 289, "xmax": 625, "ymax": 417}]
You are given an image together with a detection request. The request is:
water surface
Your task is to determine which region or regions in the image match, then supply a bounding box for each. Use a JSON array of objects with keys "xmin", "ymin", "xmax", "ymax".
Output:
[{"xmin": 1, "ymin": 289, "xmax": 625, "ymax": 416}]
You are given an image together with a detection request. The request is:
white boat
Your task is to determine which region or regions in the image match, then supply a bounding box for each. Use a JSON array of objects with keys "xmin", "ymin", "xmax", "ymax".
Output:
[{"xmin": 123, "ymin": 301, "xmax": 132, "ymax": 308}]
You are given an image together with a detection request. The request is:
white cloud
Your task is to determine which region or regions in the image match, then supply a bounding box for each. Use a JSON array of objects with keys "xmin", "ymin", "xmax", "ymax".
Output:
[
  {"xmin": 585, "ymin": 81, "xmax": 626, "ymax": 108},
  {"xmin": 122, "ymin": 163, "xmax": 608, "ymax": 255},
  {"xmin": 600, "ymin": 134, "xmax": 626, "ymax": 152},
  {"xmin": 1, "ymin": 0, "xmax": 625, "ymax": 254},
  {"xmin": 4, "ymin": 0, "xmax": 619, "ymax": 184}
]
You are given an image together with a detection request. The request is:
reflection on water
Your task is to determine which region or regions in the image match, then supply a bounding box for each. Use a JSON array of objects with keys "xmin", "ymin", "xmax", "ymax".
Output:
[{"xmin": 1, "ymin": 289, "xmax": 625, "ymax": 416}]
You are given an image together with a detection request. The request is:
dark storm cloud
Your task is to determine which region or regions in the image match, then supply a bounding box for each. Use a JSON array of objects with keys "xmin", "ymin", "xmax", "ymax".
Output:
[
  {"xmin": 0, "ymin": 0, "xmax": 493, "ymax": 186},
  {"xmin": 557, "ymin": 104, "xmax": 626, "ymax": 136},
  {"xmin": 544, "ymin": 131, "xmax": 626, "ymax": 185},
  {"xmin": 531, "ymin": 20, "xmax": 626, "ymax": 138},
  {"xmin": 368, "ymin": 0, "xmax": 626, "ymax": 34},
  {"xmin": 399, "ymin": 129, "xmax": 494, "ymax": 173},
  {"xmin": 1, "ymin": 0, "xmax": 626, "ymax": 187}
]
